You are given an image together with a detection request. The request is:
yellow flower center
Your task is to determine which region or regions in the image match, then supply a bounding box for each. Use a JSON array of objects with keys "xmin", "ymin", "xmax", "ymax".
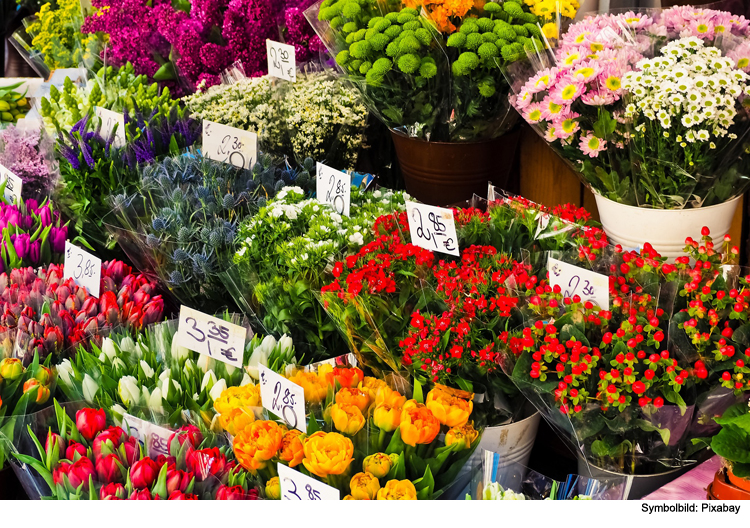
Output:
[
  {"xmin": 738, "ymin": 58, "xmax": 749, "ymax": 68},
  {"xmin": 529, "ymin": 109, "xmax": 542, "ymax": 121},
  {"xmin": 715, "ymin": 25, "xmax": 726, "ymax": 33},
  {"xmin": 561, "ymin": 84, "xmax": 578, "ymax": 100},
  {"xmin": 697, "ymin": 24, "xmax": 709, "ymax": 33},
  {"xmin": 590, "ymin": 42, "xmax": 604, "ymax": 52},
  {"xmin": 575, "ymin": 67, "xmax": 595, "ymax": 79},
  {"xmin": 626, "ymin": 17, "xmax": 640, "ymax": 23},
  {"xmin": 605, "ymin": 76, "xmax": 621, "ymax": 90},
  {"xmin": 562, "ymin": 118, "xmax": 577, "ymax": 133},
  {"xmin": 536, "ymin": 75, "xmax": 550, "ymax": 87},
  {"xmin": 588, "ymin": 137, "xmax": 600, "ymax": 149},
  {"xmin": 563, "ymin": 53, "xmax": 580, "ymax": 66},
  {"xmin": 547, "ymin": 101, "xmax": 562, "ymax": 114},
  {"xmin": 575, "ymin": 33, "xmax": 589, "ymax": 44}
]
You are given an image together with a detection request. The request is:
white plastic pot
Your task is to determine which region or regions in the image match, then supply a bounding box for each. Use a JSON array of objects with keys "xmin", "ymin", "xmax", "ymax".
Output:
[
  {"xmin": 443, "ymin": 412, "xmax": 541, "ymax": 499},
  {"xmin": 594, "ymin": 193, "xmax": 741, "ymax": 261}
]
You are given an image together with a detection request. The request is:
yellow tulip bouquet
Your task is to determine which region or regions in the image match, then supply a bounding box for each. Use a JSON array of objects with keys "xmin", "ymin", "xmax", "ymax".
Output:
[{"xmin": 214, "ymin": 363, "xmax": 480, "ymax": 499}]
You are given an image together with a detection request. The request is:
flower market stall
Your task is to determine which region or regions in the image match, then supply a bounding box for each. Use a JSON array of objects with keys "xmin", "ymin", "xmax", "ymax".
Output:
[{"xmin": 0, "ymin": 0, "xmax": 748, "ymax": 507}]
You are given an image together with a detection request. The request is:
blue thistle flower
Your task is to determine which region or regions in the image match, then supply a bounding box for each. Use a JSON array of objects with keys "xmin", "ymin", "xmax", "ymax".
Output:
[
  {"xmin": 222, "ymin": 193, "xmax": 236, "ymax": 209},
  {"xmin": 146, "ymin": 234, "xmax": 161, "ymax": 248},
  {"xmin": 152, "ymin": 217, "xmax": 168, "ymax": 232},
  {"xmin": 168, "ymin": 270, "xmax": 186, "ymax": 285},
  {"xmin": 171, "ymin": 248, "xmax": 190, "ymax": 263}
]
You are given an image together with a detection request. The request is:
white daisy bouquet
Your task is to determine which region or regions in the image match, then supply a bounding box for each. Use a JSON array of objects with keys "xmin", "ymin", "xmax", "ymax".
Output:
[{"xmin": 507, "ymin": 8, "xmax": 750, "ymax": 209}]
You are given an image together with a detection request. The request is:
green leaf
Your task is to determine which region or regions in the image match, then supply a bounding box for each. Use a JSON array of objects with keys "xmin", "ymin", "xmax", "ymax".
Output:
[
  {"xmin": 712, "ymin": 425, "xmax": 750, "ymax": 464},
  {"xmin": 385, "ymin": 426, "xmax": 405, "ymax": 455}
]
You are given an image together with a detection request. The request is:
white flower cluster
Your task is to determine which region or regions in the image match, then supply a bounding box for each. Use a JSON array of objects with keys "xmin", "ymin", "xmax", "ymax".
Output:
[
  {"xmin": 235, "ymin": 187, "xmax": 409, "ymax": 280},
  {"xmin": 622, "ymin": 37, "xmax": 750, "ymax": 143},
  {"xmin": 478, "ymin": 483, "xmax": 527, "ymax": 500},
  {"xmin": 183, "ymin": 72, "xmax": 367, "ymax": 168}
]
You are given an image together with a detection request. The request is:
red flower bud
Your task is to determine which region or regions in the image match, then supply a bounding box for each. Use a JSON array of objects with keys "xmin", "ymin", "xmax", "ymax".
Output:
[{"xmin": 75, "ymin": 408, "xmax": 106, "ymax": 441}]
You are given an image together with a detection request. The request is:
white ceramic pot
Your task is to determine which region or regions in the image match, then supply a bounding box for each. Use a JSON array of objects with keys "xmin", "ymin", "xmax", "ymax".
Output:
[
  {"xmin": 593, "ymin": 193, "xmax": 741, "ymax": 261},
  {"xmin": 444, "ymin": 412, "xmax": 541, "ymax": 499}
]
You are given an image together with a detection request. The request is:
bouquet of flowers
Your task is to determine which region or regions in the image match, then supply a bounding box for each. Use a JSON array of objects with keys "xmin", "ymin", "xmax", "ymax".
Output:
[
  {"xmin": 82, "ymin": 0, "xmax": 324, "ymax": 93},
  {"xmin": 184, "ymin": 70, "xmax": 368, "ymax": 169},
  {"xmin": 55, "ymin": 106, "xmax": 200, "ymax": 254},
  {"xmin": 9, "ymin": 401, "xmax": 261, "ymax": 499},
  {"xmin": 56, "ymin": 321, "xmax": 297, "ymax": 422},
  {"xmin": 668, "ymin": 228, "xmax": 750, "ymax": 439},
  {"xmin": 0, "ymin": 353, "xmax": 55, "ymax": 470},
  {"xmin": 309, "ymin": 0, "xmax": 577, "ymax": 141},
  {"xmin": 0, "ymin": 260, "xmax": 164, "ymax": 366},
  {"xmin": 509, "ymin": 7, "xmax": 750, "ymax": 209},
  {"xmin": 230, "ymin": 186, "xmax": 408, "ymax": 362},
  {"xmin": 40, "ymin": 64, "xmax": 177, "ymax": 133},
  {"xmin": 0, "ymin": 121, "xmax": 57, "ymax": 202},
  {"xmin": 221, "ymin": 367, "xmax": 479, "ymax": 499},
  {"xmin": 0, "ymin": 196, "xmax": 70, "ymax": 273},
  {"xmin": 107, "ymin": 154, "xmax": 313, "ymax": 312}
]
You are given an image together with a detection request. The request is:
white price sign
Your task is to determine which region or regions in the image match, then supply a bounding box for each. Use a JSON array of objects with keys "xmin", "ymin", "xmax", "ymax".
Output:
[
  {"xmin": 548, "ymin": 257, "xmax": 610, "ymax": 310},
  {"xmin": 202, "ymin": 120, "xmax": 258, "ymax": 170},
  {"xmin": 48, "ymin": 68, "xmax": 87, "ymax": 85},
  {"xmin": 259, "ymin": 365, "xmax": 306, "ymax": 433},
  {"xmin": 0, "ymin": 164, "xmax": 23, "ymax": 204},
  {"xmin": 279, "ymin": 463, "xmax": 339, "ymax": 501},
  {"xmin": 63, "ymin": 241, "xmax": 101, "ymax": 298},
  {"xmin": 175, "ymin": 306, "xmax": 247, "ymax": 368},
  {"xmin": 266, "ymin": 40, "xmax": 296, "ymax": 82},
  {"xmin": 405, "ymin": 201, "xmax": 459, "ymax": 256},
  {"xmin": 122, "ymin": 414, "xmax": 173, "ymax": 458},
  {"xmin": 316, "ymin": 162, "xmax": 350, "ymax": 216},
  {"xmin": 94, "ymin": 106, "xmax": 125, "ymax": 148}
]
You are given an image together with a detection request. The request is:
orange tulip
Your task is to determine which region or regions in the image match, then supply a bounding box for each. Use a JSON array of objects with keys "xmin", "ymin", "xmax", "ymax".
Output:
[
  {"xmin": 373, "ymin": 403, "xmax": 401, "ymax": 432},
  {"xmin": 362, "ymin": 452, "xmax": 393, "ymax": 479},
  {"xmin": 302, "ymin": 432, "xmax": 354, "ymax": 478},
  {"xmin": 335, "ymin": 387, "xmax": 370, "ymax": 413},
  {"xmin": 327, "ymin": 366, "xmax": 364, "ymax": 389},
  {"xmin": 399, "ymin": 404, "xmax": 440, "ymax": 447},
  {"xmin": 233, "ymin": 420, "xmax": 283, "ymax": 471},
  {"xmin": 23, "ymin": 378, "xmax": 50, "ymax": 404},
  {"xmin": 219, "ymin": 407, "xmax": 256, "ymax": 436},
  {"xmin": 349, "ymin": 472, "xmax": 381, "ymax": 500},
  {"xmin": 375, "ymin": 386, "xmax": 407, "ymax": 409},
  {"xmin": 425, "ymin": 386, "xmax": 473, "ymax": 427},
  {"xmin": 445, "ymin": 421, "xmax": 479, "ymax": 450},
  {"xmin": 376, "ymin": 479, "xmax": 417, "ymax": 500},
  {"xmin": 330, "ymin": 403, "xmax": 366, "ymax": 435},
  {"xmin": 288, "ymin": 371, "xmax": 329, "ymax": 404},
  {"xmin": 359, "ymin": 376, "xmax": 389, "ymax": 402},
  {"xmin": 279, "ymin": 429, "xmax": 305, "ymax": 467}
]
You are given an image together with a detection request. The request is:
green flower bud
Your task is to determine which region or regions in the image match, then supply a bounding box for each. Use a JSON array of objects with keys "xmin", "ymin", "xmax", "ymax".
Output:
[
  {"xmin": 484, "ymin": 1, "xmax": 502, "ymax": 14},
  {"xmin": 366, "ymin": 69, "xmax": 385, "ymax": 86},
  {"xmin": 397, "ymin": 12, "xmax": 416, "ymax": 24},
  {"xmin": 457, "ymin": 51, "xmax": 480, "ymax": 71},
  {"xmin": 350, "ymin": 59, "xmax": 363, "ymax": 71},
  {"xmin": 370, "ymin": 33, "xmax": 390, "ymax": 51},
  {"xmin": 478, "ymin": 81, "xmax": 496, "ymax": 97},
  {"xmin": 373, "ymin": 57, "xmax": 393, "ymax": 74},
  {"xmin": 482, "ymin": 32, "xmax": 498, "ymax": 43},
  {"xmin": 375, "ymin": 18, "xmax": 392, "ymax": 31},
  {"xmin": 330, "ymin": 15, "xmax": 344, "ymax": 28},
  {"xmin": 385, "ymin": 12, "xmax": 399, "ymax": 22},
  {"xmin": 397, "ymin": 53, "xmax": 421, "ymax": 74},
  {"xmin": 477, "ymin": 17, "xmax": 495, "ymax": 32},
  {"xmin": 403, "ymin": 20, "xmax": 421, "ymax": 31},
  {"xmin": 512, "ymin": 25, "xmax": 529, "ymax": 37},
  {"xmin": 466, "ymin": 32, "xmax": 483, "ymax": 50},
  {"xmin": 447, "ymin": 32, "xmax": 467, "ymax": 48},
  {"xmin": 503, "ymin": 1, "xmax": 524, "ymax": 17},
  {"xmin": 344, "ymin": 21, "xmax": 358, "ymax": 33},
  {"xmin": 336, "ymin": 50, "xmax": 351, "ymax": 66},
  {"xmin": 401, "ymin": 7, "xmax": 419, "ymax": 16},
  {"xmin": 419, "ymin": 60, "xmax": 437, "ymax": 79},
  {"xmin": 459, "ymin": 20, "xmax": 479, "ymax": 34},
  {"xmin": 399, "ymin": 35, "xmax": 421, "ymax": 54},
  {"xmin": 384, "ymin": 25, "xmax": 402, "ymax": 39},
  {"xmin": 368, "ymin": 16, "xmax": 383, "ymax": 28},
  {"xmin": 478, "ymin": 42, "xmax": 499, "ymax": 60},
  {"xmin": 522, "ymin": 12, "xmax": 538, "ymax": 24},
  {"xmin": 494, "ymin": 25, "xmax": 515, "ymax": 41},
  {"xmin": 452, "ymin": 61, "xmax": 466, "ymax": 76},
  {"xmin": 360, "ymin": 61, "xmax": 372, "ymax": 74},
  {"xmin": 415, "ymin": 28, "xmax": 433, "ymax": 46},
  {"xmin": 342, "ymin": 2, "xmax": 361, "ymax": 18},
  {"xmin": 501, "ymin": 43, "xmax": 522, "ymax": 62},
  {"xmin": 351, "ymin": 39, "xmax": 372, "ymax": 58},
  {"xmin": 386, "ymin": 41, "xmax": 400, "ymax": 57},
  {"xmin": 524, "ymin": 23, "xmax": 541, "ymax": 38}
]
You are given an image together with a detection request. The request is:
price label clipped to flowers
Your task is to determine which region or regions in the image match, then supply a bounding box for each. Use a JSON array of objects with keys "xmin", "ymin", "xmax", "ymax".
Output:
[
  {"xmin": 202, "ymin": 120, "xmax": 258, "ymax": 171},
  {"xmin": 548, "ymin": 257, "xmax": 609, "ymax": 310},
  {"xmin": 94, "ymin": 106, "xmax": 126, "ymax": 149},
  {"xmin": 266, "ymin": 40, "xmax": 296, "ymax": 82},
  {"xmin": 259, "ymin": 364, "xmax": 306, "ymax": 433},
  {"xmin": 316, "ymin": 162, "xmax": 350, "ymax": 216},
  {"xmin": 0, "ymin": 164, "xmax": 23, "ymax": 204},
  {"xmin": 405, "ymin": 201, "xmax": 459, "ymax": 256},
  {"xmin": 63, "ymin": 241, "xmax": 101, "ymax": 298},
  {"xmin": 122, "ymin": 414, "xmax": 173, "ymax": 458},
  {"xmin": 175, "ymin": 306, "xmax": 246, "ymax": 369},
  {"xmin": 278, "ymin": 463, "xmax": 339, "ymax": 501}
]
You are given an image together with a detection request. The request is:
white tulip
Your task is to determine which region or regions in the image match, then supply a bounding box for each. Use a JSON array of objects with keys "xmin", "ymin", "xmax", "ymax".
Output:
[
  {"xmin": 197, "ymin": 354, "xmax": 215, "ymax": 373},
  {"xmin": 148, "ymin": 387, "xmax": 164, "ymax": 414},
  {"xmin": 134, "ymin": 343, "xmax": 147, "ymax": 359},
  {"xmin": 209, "ymin": 379, "xmax": 227, "ymax": 401},
  {"xmin": 119, "ymin": 336, "xmax": 136, "ymax": 353},
  {"xmin": 258, "ymin": 335, "xmax": 277, "ymax": 355},
  {"xmin": 278, "ymin": 334, "xmax": 293, "ymax": 355},
  {"xmin": 101, "ymin": 338, "xmax": 117, "ymax": 361},
  {"xmin": 118, "ymin": 376, "xmax": 141, "ymax": 407},
  {"xmin": 171, "ymin": 379, "xmax": 183, "ymax": 395},
  {"xmin": 240, "ymin": 372, "xmax": 254, "ymax": 386},
  {"xmin": 112, "ymin": 358, "xmax": 126, "ymax": 372},
  {"xmin": 246, "ymin": 341, "xmax": 271, "ymax": 380},
  {"xmin": 82, "ymin": 374, "xmax": 99, "ymax": 403},
  {"xmin": 159, "ymin": 369, "xmax": 172, "ymax": 382},
  {"xmin": 110, "ymin": 403, "xmax": 127, "ymax": 419},
  {"xmin": 200, "ymin": 370, "xmax": 217, "ymax": 392},
  {"xmin": 141, "ymin": 386, "xmax": 151, "ymax": 405},
  {"xmin": 171, "ymin": 339, "xmax": 191, "ymax": 362},
  {"xmin": 140, "ymin": 360, "xmax": 155, "ymax": 378},
  {"xmin": 225, "ymin": 364, "xmax": 236, "ymax": 376},
  {"xmin": 56, "ymin": 359, "xmax": 73, "ymax": 386}
]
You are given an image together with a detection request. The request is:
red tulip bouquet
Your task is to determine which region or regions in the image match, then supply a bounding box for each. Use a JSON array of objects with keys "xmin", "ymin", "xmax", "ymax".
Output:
[
  {"xmin": 668, "ymin": 229, "xmax": 750, "ymax": 439},
  {"xmin": 10, "ymin": 401, "xmax": 261, "ymax": 500},
  {"xmin": 0, "ymin": 260, "xmax": 164, "ymax": 366}
]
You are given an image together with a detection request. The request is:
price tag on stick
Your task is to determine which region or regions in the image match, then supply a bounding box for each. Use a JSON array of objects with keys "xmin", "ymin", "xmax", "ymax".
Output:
[
  {"xmin": 279, "ymin": 464, "xmax": 339, "ymax": 500},
  {"xmin": 405, "ymin": 201, "xmax": 460, "ymax": 256},
  {"xmin": 63, "ymin": 241, "xmax": 101, "ymax": 298},
  {"xmin": 175, "ymin": 306, "xmax": 247, "ymax": 369},
  {"xmin": 122, "ymin": 414, "xmax": 173, "ymax": 458},
  {"xmin": 548, "ymin": 257, "xmax": 610, "ymax": 310},
  {"xmin": 316, "ymin": 162, "xmax": 350, "ymax": 216},
  {"xmin": 94, "ymin": 106, "xmax": 125, "ymax": 148},
  {"xmin": 0, "ymin": 164, "xmax": 23, "ymax": 204},
  {"xmin": 266, "ymin": 40, "xmax": 296, "ymax": 82},
  {"xmin": 259, "ymin": 365, "xmax": 306, "ymax": 433},
  {"xmin": 202, "ymin": 120, "xmax": 258, "ymax": 171}
]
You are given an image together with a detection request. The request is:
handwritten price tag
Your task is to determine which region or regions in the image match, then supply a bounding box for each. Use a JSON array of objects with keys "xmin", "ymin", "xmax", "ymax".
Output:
[
  {"xmin": 266, "ymin": 40, "xmax": 296, "ymax": 82},
  {"xmin": 202, "ymin": 120, "xmax": 258, "ymax": 171},
  {"xmin": 316, "ymin": 162, "xmax": 350, "ymax": 216},
  {"xmin": 279, "ymin": 464, "xmax": 339, "ymax": 501},
  {"xmin": 94, "ymin": 107, "xmax": 125, "ymax": 149},
  {"xmin": 548, "ymin": 257, "xmax": 609, "ymax": 310},
  {"xmin": 259, "ymin": 365, "xmax": 306, "ymax": 433},
  {"xmin": 405, "ymin": 201, "xmax": 459, "ymax": 256},
  {"xmin": 175, "ymin": 306, "xmax": 246, "ymax": 368},
  {"xmin": 63, "ymin": 241, "xmax": 101, "ymax": 298},
  {"xmin": 0, "ymin": 164, "xmax": 23, "ymax": 204},
  {"xmin": 122, "ymin": 414, "xmax": 173, "ymax": 458}
]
